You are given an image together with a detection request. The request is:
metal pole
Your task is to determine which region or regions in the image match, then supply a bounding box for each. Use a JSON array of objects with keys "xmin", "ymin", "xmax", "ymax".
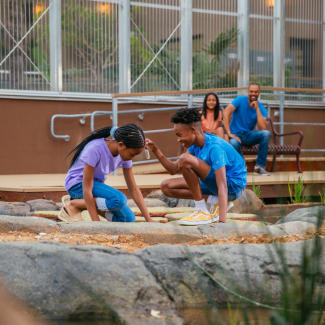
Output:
[
  {"xmin": 119, "ymin": 0, "xmax": 131, "ymax": 93},
  {"xmin": 49, "ymin": 0, "xmax": 62, "ymax": 92},
  {"xmin": 188, "ymin": 94, "xmax": 193, "ymax": 107},
  {"xmin": 279, "ymin": 91, "xmax": 284, "ymax": 146},
  {"xmin": 273, "ymin": 0, "xmax": 285, "ymax": 88},
  {"xmin": 180, "ymin": 0, "xmax": 192, "ymax": 91},
  {"xmin": 237, "ymin": 0, "xmax": 249, "ymax": 90},
  {"xmin": 112, "ymin": 97, "xmax": 118, "ymax": 127},
  {"xmin": 112, "ymin": 97, "xmax": 119, "ymax": 175},
  {"xmin": 323, "ymin": 0, "xmax": 325, "ymax": 100}
]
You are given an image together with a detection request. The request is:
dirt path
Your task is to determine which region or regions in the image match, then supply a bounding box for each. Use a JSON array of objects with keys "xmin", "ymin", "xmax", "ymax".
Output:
[{"xmin": 0, "ymin": 226, "xmax": 324, "ymax": 253}]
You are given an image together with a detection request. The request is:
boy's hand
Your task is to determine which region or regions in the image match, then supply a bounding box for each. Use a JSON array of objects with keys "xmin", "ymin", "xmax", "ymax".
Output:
[{"xmin": 145, "ymin": 138, "xmax": 158, "ymax": 153}]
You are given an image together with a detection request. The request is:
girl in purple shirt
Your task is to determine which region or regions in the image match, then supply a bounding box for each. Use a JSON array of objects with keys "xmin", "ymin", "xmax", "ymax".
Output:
[{"xmin": 61, "ymin": 124, "xmax": 153, "ymax": 222}]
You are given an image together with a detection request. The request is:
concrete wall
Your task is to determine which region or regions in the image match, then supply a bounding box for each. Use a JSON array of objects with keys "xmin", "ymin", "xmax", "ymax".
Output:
[{"xmin": 0, "ymin": 98, "xmax": 324, "ymax": 175}]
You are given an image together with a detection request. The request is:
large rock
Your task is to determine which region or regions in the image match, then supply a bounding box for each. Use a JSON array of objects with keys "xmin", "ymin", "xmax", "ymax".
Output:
[
  {"xmin": 127, "ymin": 198, "xmax": 168, "ymax": 208},
  {"xmin": 147, "ymin": 190, "xmax": 179, "ymax": 208},
  {"xmin": 176, "ymin": 199, "xmax": 195, "ymax": 208},
  {"xmin": 276, "ymin": 205, "xmax": 325, "ymax": 225},
  {"xmin": 0, "ymin": 201, "xmax": 31, "ymax": 216},
  {"xmin": 137, "ymin": 239, "xmax": 325, "ymax": 309},
  {"xmin": 0, "ymin": 242, "xmax": 182, "ymax": 325},
  {"xmin": 0, "ymin": 240, "xmax": 324, "ymax": 323},
  {"xmin": 229, "ymin": 189, "xmax": 264, "ymax": 214},
  {"xmin": 26, "ymin": 199, "xmax": 60, "ymax": 212}
]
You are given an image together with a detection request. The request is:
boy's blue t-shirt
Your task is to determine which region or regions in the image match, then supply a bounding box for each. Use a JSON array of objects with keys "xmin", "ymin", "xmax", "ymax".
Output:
[
  {"xmin": 187, "ymin": 133, "xmax": 247, "ymax": 193},
  {"xmin": 230, "ymin": 96, "xmax": 268, "ymax": 134}
]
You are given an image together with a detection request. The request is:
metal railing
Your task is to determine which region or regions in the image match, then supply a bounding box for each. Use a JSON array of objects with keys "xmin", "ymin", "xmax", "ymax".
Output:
[{"xmin": 50, "ymin": 87, "xmax": 325, "ymax": 162}]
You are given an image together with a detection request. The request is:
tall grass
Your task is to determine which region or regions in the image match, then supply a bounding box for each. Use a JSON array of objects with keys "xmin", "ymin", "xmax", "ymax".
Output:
[
  {"xmin": 288, "ymin": 176, "xmax": 307, "ymax": 204},
  {"xmin": 187, "ymin": 211, "xmax": 325, "ymax": 324},
  {"xmin": 252, "ymin": 177, "xmax": 261, "ymax": 199}
]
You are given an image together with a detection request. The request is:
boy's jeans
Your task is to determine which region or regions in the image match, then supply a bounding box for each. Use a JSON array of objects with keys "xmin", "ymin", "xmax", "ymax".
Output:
[
  {"xmin": 68, "ymin": 182, "xmax": 135, "ymax": 222},
  {"xmin": 229, "ymin": 130, "xmax": 271, "ymax": 168}
]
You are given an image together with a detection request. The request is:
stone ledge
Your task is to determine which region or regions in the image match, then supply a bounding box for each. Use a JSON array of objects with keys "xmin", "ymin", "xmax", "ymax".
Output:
[
  {"xmin": 58, "ymin": 222, "xmax": 203, "ymax": 244},
  {"xmin": 0, "ymin": 215, "xmax": 59, "ymax": 233}
]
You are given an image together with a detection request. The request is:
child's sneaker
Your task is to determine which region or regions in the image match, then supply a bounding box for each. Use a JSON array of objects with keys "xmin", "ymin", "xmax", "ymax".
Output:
[
  {"xmin": 210, "ymin": 202, "xmax": 234, "ymax": 221},
  {"xmin": 178, "ymin": 209, "xmax": 215, "ymax": 226}
]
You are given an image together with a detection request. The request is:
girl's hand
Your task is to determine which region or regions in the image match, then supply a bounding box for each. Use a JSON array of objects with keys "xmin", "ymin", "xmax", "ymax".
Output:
[{"xmin": 145, "ymin": 138, "xmax": 157, "ymax": 153}]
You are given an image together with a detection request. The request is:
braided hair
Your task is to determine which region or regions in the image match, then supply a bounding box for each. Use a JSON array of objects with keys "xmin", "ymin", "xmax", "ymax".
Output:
[
  {"xmin": 68, "ymin": 123, "xmax": 145, "ymax": 167},
  {"xmin": 202, "ymin": 92, "xmax": 220, "ymax": 121},
  {"xmin": 171, "ymin": 107, "xmax": 201, "ymax": 125}
]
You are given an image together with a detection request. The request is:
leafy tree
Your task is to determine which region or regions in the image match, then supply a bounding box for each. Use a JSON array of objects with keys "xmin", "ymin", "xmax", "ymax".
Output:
[
  {"xmin": 61, "ymin": 1, "xmax": 118, "ymax": 92},
  {"xmin": 193, "ymin": 25, "xmax": 238, "ymax": 89},
  {"xmin": 2, "ymin": 1, "xmax": 30, "ymax": 89}
]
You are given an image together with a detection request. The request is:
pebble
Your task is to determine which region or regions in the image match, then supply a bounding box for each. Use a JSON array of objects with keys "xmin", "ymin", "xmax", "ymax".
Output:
[{"xmin": 112, "ymin": 235, "xmax": 119, "ymax": 242}]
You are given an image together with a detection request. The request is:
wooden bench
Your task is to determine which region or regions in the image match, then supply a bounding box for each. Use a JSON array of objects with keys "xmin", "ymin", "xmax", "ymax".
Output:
[{"xmin": 241, "ymin": 118, "xmax": 304, "ymax": 173}]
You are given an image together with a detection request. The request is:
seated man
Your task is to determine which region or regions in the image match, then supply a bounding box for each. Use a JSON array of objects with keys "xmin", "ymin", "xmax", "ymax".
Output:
[
  {"xmin": 146, "ymin": 108, "xmax": 247, "ymax": 225},
  {"xmin": 223, "ymin": 83, "xmax": 271, "ymax": 175}
]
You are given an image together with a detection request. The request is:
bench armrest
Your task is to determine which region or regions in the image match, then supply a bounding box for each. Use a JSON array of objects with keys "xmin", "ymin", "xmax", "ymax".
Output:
[{"xmin": 267, "ymin": 118, "xmax": 304, "ymax": 147}]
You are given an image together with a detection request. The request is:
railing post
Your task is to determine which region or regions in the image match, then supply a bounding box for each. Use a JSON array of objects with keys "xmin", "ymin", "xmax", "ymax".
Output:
[
  {"xmin": 279, "ymin": 91, "xmax": 285, "ymax": 146},
  {"xmin": 119, "ymin": 0, "xmax": 131, "ymax": 93},
  {"xmin": 180, "ymin": 0, "xmax": 192, "ymax": 91},
  {"xmin": 49, "ymin": 0, "xmax": 62, "ymax": 92},
  {"xmin": 187, "ymin": 93, "xmax": 193, "ymax": 107},
  {"xmin": 273, "ymin": 0, "xmax": 285, "ymax": 88},
  {"xmin": 112, "ymin": 97, "xmax": 119, "ymax": 175},
  {"xmin": 112, "ymin": 97, "xmax": 119, "ymax": 128},
  {"xmin": 323, "ymin": 0, "xmax": 325, "ymax": 100},
  {"xmin": 237, "ymin": 0, "xmax": 249, "ymax": 92}
]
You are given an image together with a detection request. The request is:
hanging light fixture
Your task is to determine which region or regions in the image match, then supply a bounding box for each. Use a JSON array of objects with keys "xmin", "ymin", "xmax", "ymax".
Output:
[
  {"xmin": 96, "ymin": 3, "xmax": 111, "ymax": 15},
  {"xmin": 266, "ymin": 0, "xmax": 275, "ymax": 8},
  {"xmin": 34, "ymin": 4, "xmax": 45, "ymax": 15}
]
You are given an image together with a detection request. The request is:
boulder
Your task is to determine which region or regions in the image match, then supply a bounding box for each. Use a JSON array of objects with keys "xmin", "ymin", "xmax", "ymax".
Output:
[
  {"xmin": 229, "ymin": 189, "xmax": 264, "ymax": 214},
  {"xmin": 146, "ymin": 191, "xmax": 179, "ymax": 207},
  {"xmin": 0, "ymin": 242, "xmax": 182, "ymax": 324},
  {"xmin": 127, "ymin": 198, "xmax": 168, "ymax": 208},
  {"xmin": 276, "ymin": 205, "xmax": 325, "ymax": 225},
  {"xmin": 0, "ymin": 237, "xmax": 324, "ymax": 323},
  {"xmin": 26, "ymin": 199, "xmax": 60, "ymax": 211},
  {"xmin": 0, "ymin": 201, "xmax": 31, "ymax": 216},
  {"xmin": 276, "ymin": 221, "xmax": 316, "ymax": 236},
  {"xmin": 176, "ymin": 199, "xmax": 195, "ymax": 208},
  {"xmin": 137, "ymin": 239, "xmax": 325, "ymax": 309}
]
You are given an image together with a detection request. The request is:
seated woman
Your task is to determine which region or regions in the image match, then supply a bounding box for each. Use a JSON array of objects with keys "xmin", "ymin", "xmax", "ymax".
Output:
[{"xmin": 200, "ymin": 92, "xmax": 228, "ymax": 141}]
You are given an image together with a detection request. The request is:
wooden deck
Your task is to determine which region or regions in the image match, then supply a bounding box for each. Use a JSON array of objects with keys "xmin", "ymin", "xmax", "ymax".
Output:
[{"xmin": 0, "ymin": 170, "xmax": 324, "ymax": 202}]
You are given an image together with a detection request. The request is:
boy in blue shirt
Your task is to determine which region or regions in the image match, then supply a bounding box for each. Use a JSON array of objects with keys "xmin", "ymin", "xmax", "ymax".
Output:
[
  {"xmin": 146, "ymin": 108, "xmax": 247, "ymax": 225},
  {"xmin": 223, "ymin": 83, "xmax": 271, "ymax": 175}
]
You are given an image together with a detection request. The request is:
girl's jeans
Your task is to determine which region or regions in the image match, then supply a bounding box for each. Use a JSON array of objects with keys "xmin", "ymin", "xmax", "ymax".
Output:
[{"xmin": 67, "ymin": 182, "xmax": 135, "ymax": 222}]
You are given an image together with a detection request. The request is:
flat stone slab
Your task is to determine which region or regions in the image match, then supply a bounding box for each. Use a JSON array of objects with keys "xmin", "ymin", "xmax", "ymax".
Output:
[
  {"xmin": 58, "ymin": 222, "xmax": 203, "ymax": 244},
  {"xmin": 166, "ymin": 212, "xmax": 261, "ymax": 222},
  {"xmin": 0, "ymin": 215, "xmax": 59, "ymax": 233},
  {"xmin": 0, "ymin": 214, "xmax": 321, "ymax": 244}
]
